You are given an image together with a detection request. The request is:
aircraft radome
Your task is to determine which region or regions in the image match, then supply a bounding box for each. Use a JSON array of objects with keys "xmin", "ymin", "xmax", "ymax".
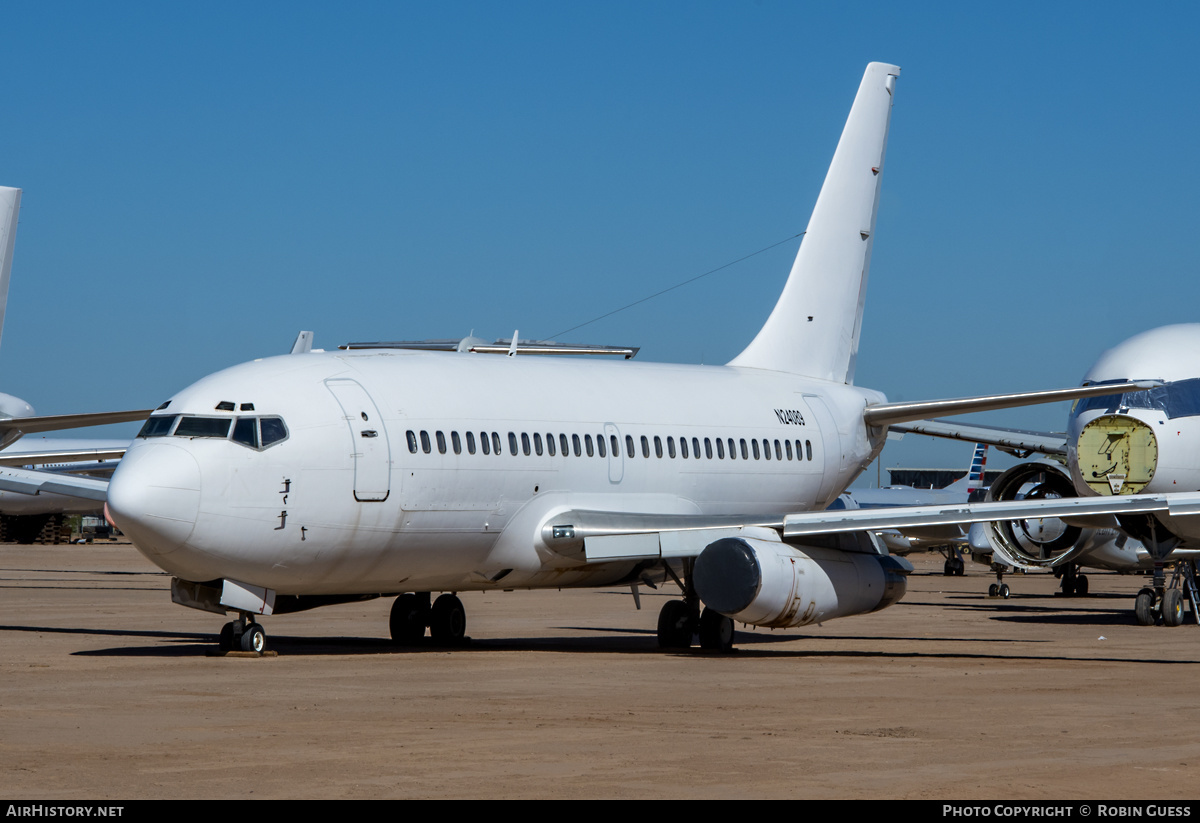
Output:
[{"xmin": 93, "ymin": 63, "xmax": 1164, "ymax": 655}]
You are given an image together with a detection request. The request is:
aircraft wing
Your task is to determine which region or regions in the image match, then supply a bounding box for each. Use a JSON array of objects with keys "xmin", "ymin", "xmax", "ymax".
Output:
[
  {"xmin": 780, "ymin": 493, "xmax": 1200, "ymax": 538},
  {"xmin": 889, "ymin": 418, "xmax": 1067, "ymax": 457},
  {"xmin": 546, "ymin": 492, "xmax": 1200, "ymax": 564},
  {"xmin": 0, "ymin": 465, "xmax": 108, "ymax": 502},
  {"xmin": 0, "ymin": 446, "xmax": 127, "ymax": 467},
  {"xmin": 0, "ymin": 408, "xmax": 152, "ymax": 437}
]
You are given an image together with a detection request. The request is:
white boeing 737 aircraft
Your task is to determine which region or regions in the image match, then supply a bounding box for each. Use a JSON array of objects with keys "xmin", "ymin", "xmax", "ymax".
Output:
[{"xmin": 93, "ymin": 63, "xmax": 1167, "ymax": 654}]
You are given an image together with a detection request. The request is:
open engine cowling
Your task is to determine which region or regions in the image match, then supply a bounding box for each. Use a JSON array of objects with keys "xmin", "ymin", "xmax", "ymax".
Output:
[
  {"xmin": 979, "ymin": 460, "xmax": 1093, "ymax": 569},
  {"xmin": 692, "ymin": 535, "xmax": 910, "ymax": 628}
]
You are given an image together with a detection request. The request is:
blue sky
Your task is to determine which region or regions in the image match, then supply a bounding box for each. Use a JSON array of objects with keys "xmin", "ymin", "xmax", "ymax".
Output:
[{"xmin": 3, "ymin": 2, "xmax": 1198, "ymax": 483}]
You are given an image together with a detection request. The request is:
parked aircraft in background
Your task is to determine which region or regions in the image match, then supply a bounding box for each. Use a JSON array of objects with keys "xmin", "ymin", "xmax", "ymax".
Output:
[
  {"xmin": 834, "ymin": 443, "xmax": 990, "ymax": 574},
  {"xmin": 0, "ymin": 187, "xmax": 152, "ymax": 540}
]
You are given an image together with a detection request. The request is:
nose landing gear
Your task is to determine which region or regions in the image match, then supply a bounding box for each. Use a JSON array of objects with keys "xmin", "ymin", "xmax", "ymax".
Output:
[{"xmin": 217, "ymin": 614, "xmax": 269, "ymax": 655}]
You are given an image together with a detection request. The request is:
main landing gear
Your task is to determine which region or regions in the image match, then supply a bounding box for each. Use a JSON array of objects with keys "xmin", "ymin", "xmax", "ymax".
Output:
[
  {"xmin": 218, "ymin": 614, "xmax": 268, "ymax": 654},
  {"xmin": 1054, "ymin": 563, "xmax": 1089, "ymax": 597},
  {"xmin": 942, "ymin": 550, "xmax": 965, "ymax": 577},
  {"xmin": 389, "ymin": 592, "xmax": 467, "ymax": 646},
  {"xmin": 656, "ymin": 559, "xmax": 735, "ymax": 653}
]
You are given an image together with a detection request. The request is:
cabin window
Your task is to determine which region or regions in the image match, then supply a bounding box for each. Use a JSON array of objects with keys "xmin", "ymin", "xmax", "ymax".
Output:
[
  {"xmin": 625, "ymin": 435, "xmax": 635, "ymax": 458},
  {"xmin": 466, "ymin": 431, "xmax": 476, "ymax": 454},
  {"xmin": 729, "ymin": 438, "xmax": 737, "ymax": 460},
  {"xmin": 740, "ymin": 439, "xmax": 749, "ymax": 460},
  {"xmin": 667, "ymin": 436, "xmax": 676, "ymax": 458},
  {"xmin": 752, "ymin": 440, "xmax": 761, "ymax": 460},
  {"xmin": 420, "ymin": 431, "xmax": 431, "ymax": 454},
  {"xmin": 761, "ymin": 439, "xmax": 770, "ymax": 460},
  {"xmin": 534, "ymin": 433, "xmax": 543, "ymax": 456},
  {"xmin": 610, "ymin": 434, "xmax": 619, "ymax": 456},
  {"xmin": 436, "ymin": 431, "xmax": 447, "ymax": 454},
  {"xmin": 546, "ymin": 433, "xmax": 556, "ymax": 456},
  {"xmin": 583, "ymin": 434, "xmax": 593, "ymax": 457},
  {"xmin": 774, "ymin": 440, "xmax": 783, "ymax": 460},
  {"xmin": 680, "ymin": 437, "xmax": 688, "ymax": 459},
  {"xmin": 716, "ymin": 438, "xmax": 725, "ymax": 459},
  {"xmin": 452, "ymin": 431, "xmax": 462, "ymax": 454},
  {"xmin": 806, "ymin": 440, "xmax": 813, "ymax": 461},
  {"xmin": 480, "ymin": 431, "xmax": 490, "ymax": 455},
  {"xmin": 522, "ymin": 432, "xmax": 532, "ymax": 456},
  {"xmin": 508, "ymin": 432, "xmax": 519, "ymax": 456},
  {"xmin": 138, "ymin": 415, "xmax": 178, "ymax": 438},
  {"xmin": 692, "ymin": 437, "xmax": 700, "ymax": 459},
  {"xmin": 573, "ymin": 434, "xmax": 582, "ymax": 457},
  {"xmin": 560, "ymin": 434, "xmax": 570, "ymax": 456},
  {"xmin": 597, "ymin": 435, "xmax": 606, "ymax": 458},
  {"xmin": 491, "ymin": 432, "xmax": 502, "ymax": 455},
  {"xmin": 175, "ymin": 417, "xmax": 232, "ymax": 439},
  {"xmin": 785, "ymin": 440, "xmax": 793, "ymax": 460},
  {"xmin": 406, "ymin": 430, "xmax": 418, "ymax": 453},
  {"xmin": 640, "ymin": 435, "xmax": 649, "ymax": 458},
  {"xmin": 233, "ymin": 418, "xmax": 260, "ymax": 449},
  {"xmin": 654, "ymin": 436, "xmax": 663, "ymax": 458},
  {"xmin": 704, "ymin": 438, "xmax": 712, "ymax": 459}
]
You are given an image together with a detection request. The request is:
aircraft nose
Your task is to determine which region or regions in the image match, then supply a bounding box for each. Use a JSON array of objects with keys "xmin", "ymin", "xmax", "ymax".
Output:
[{"xmin": 106, "ymin": 443, "xmax": 201, "ymax": 558}]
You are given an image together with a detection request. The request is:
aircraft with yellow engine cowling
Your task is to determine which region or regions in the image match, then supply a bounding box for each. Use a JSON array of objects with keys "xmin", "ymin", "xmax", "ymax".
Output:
[
  {"xmin": 886, "ymin": 324, "xmax": 1200, "ymax": 625},
  {"xmin": 16, "ymin": 62, "xmax": 1186, "ymax": 655}
]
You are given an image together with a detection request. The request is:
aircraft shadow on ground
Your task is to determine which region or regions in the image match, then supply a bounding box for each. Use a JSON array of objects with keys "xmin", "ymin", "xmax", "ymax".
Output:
[{"xmin": 5, "ymin": 619, "xmax": 1191, "ymax": 664}]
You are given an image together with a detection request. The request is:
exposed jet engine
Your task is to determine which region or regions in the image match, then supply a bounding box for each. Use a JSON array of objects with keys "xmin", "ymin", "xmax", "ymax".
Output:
[
  {"xmin": 975, "ymin": 459, "xmax": 1093, "ymax": 570},
  {"xmin": 692, "ymin": 534, "xmax": 910, "ymax": 628}
]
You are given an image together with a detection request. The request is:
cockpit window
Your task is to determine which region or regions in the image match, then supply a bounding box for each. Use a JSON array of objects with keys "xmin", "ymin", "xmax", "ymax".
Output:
[
  {"xmin": 260, "ymin": 417, "xmax": 288, "ymax": 446},
  {"xmin": 138, "ymin": 415, "xmax": 178, "ymax": 438},
  {"xmin": 175, "ymin": 416, "xmax": 232, "ymax": 438},
  {"xmin": 232, "ymin": 417, "xmax": 259, "ymax": 448},
  {"xmin": 1074, "ymin": 377, "xmax": 1200, "ymax": 420}
]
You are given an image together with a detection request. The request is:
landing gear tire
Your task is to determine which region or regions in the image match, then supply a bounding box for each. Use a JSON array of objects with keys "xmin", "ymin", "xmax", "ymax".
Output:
[
  {"xmin": 1135, "ymin": 588, "xmax": 1156, "ymax": 626},
  {"xmin": 390, "ymin": 593, "xmax": 428, "ymax": 644},
  {"xmin": 429, "ymin": 594, "xmax": 466, "ymax": 644},
  {"xmin": 657, "ymin": 600, "xmax": 693, "ymax": 649},
  {"xmin": 1163, "ymin": 589, "xmax": 1184, "ymax": 627},
  {"xmin": 988, "ymin": 583, "xmax": 999, "ymax": 597},
  {"xmin": 219, "ymin": 622, "xmax": 236, "ymax": 652},
  {"xmin": 698, "ymin": 608, "xmax": 735, "ymax": 653},
  {"xmin": 240, "ymin": 622, "xmax": 266, "ymax": 654},
  {"xmin": 944, "ymin": 557, "xmax": 965, "ymax": 577},
  {"xmin": 954, "ymin": 560, "xmax": 965, "ymax": 577},
  {"xmin": 999, "ymin": 583, "xmax": 1010, "ymax": 599},
  {"xmin": 944, "ymin": 559, "xmax": 954, "ymax": 576}
]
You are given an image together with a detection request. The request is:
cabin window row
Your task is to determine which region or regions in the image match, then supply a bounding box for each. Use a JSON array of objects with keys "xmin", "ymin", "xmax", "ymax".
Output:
[{"xmin": 405, "ymin": 429, "xmax": 815, "ymax": 462}]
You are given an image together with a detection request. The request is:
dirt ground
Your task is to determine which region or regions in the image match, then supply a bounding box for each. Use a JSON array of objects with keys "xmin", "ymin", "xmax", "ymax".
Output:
[{"xmin": 2, "ymin": 541, "xmax": 1199, "ymax": 800}]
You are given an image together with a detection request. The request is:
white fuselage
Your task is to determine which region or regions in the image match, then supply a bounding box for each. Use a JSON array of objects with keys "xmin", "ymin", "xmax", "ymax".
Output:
[{"xmin": 107, "ymin": 349, "xmax": 886, "ymax": 596}]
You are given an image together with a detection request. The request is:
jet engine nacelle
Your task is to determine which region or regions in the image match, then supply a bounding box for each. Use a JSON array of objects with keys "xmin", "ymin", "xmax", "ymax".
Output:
[
  {"xmin": 692, "ymin": 535, "xmax": 909, "ymax": 628},
  {"xmin": 979, "ymin": 460, "xmax": 1095, "ymax": 569}
]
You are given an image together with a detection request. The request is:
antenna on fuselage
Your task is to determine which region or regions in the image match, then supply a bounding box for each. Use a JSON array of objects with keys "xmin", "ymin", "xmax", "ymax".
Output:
[
  {"xmin": 728, "ymin": 62, "xmax": 900, "ymax": 384},
  {"xmin": 507, "ymin": 330, "xmax": 519, "ymax": 357}
]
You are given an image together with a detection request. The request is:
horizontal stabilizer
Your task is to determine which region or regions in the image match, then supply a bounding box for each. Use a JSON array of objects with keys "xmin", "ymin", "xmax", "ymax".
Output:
[{"xmin": 862, "ymin": 381, "xmax": 1161, "ymax": 428}]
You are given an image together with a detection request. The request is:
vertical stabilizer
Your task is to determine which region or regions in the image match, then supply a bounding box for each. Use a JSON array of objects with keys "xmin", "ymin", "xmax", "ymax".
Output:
[
  {"xmin": 728, "ymin": 63, "xmax": 899, "ymax": 382},
  {"xmin": 0, "ymin": 187, "xmax": 20, "ymax": 352}
]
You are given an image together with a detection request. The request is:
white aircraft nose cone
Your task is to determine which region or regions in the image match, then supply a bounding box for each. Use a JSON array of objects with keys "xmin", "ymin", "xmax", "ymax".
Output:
[{"xmin": 107, "ymin": 443, "xmax": 201, "ymax": 558}]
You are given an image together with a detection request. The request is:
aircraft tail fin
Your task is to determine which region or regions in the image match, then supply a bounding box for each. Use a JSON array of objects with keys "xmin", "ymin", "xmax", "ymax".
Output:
[
  {"xmin": 945, "ymin": 443, "xmax": 989, "ymax": 497},
  {"xmin": 0, "ymin": 187, "xmax": 21, "ymax": 353},
  {"xmin": 728, "ymin": 63, "xmax": 899, "ymax": 382}
]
